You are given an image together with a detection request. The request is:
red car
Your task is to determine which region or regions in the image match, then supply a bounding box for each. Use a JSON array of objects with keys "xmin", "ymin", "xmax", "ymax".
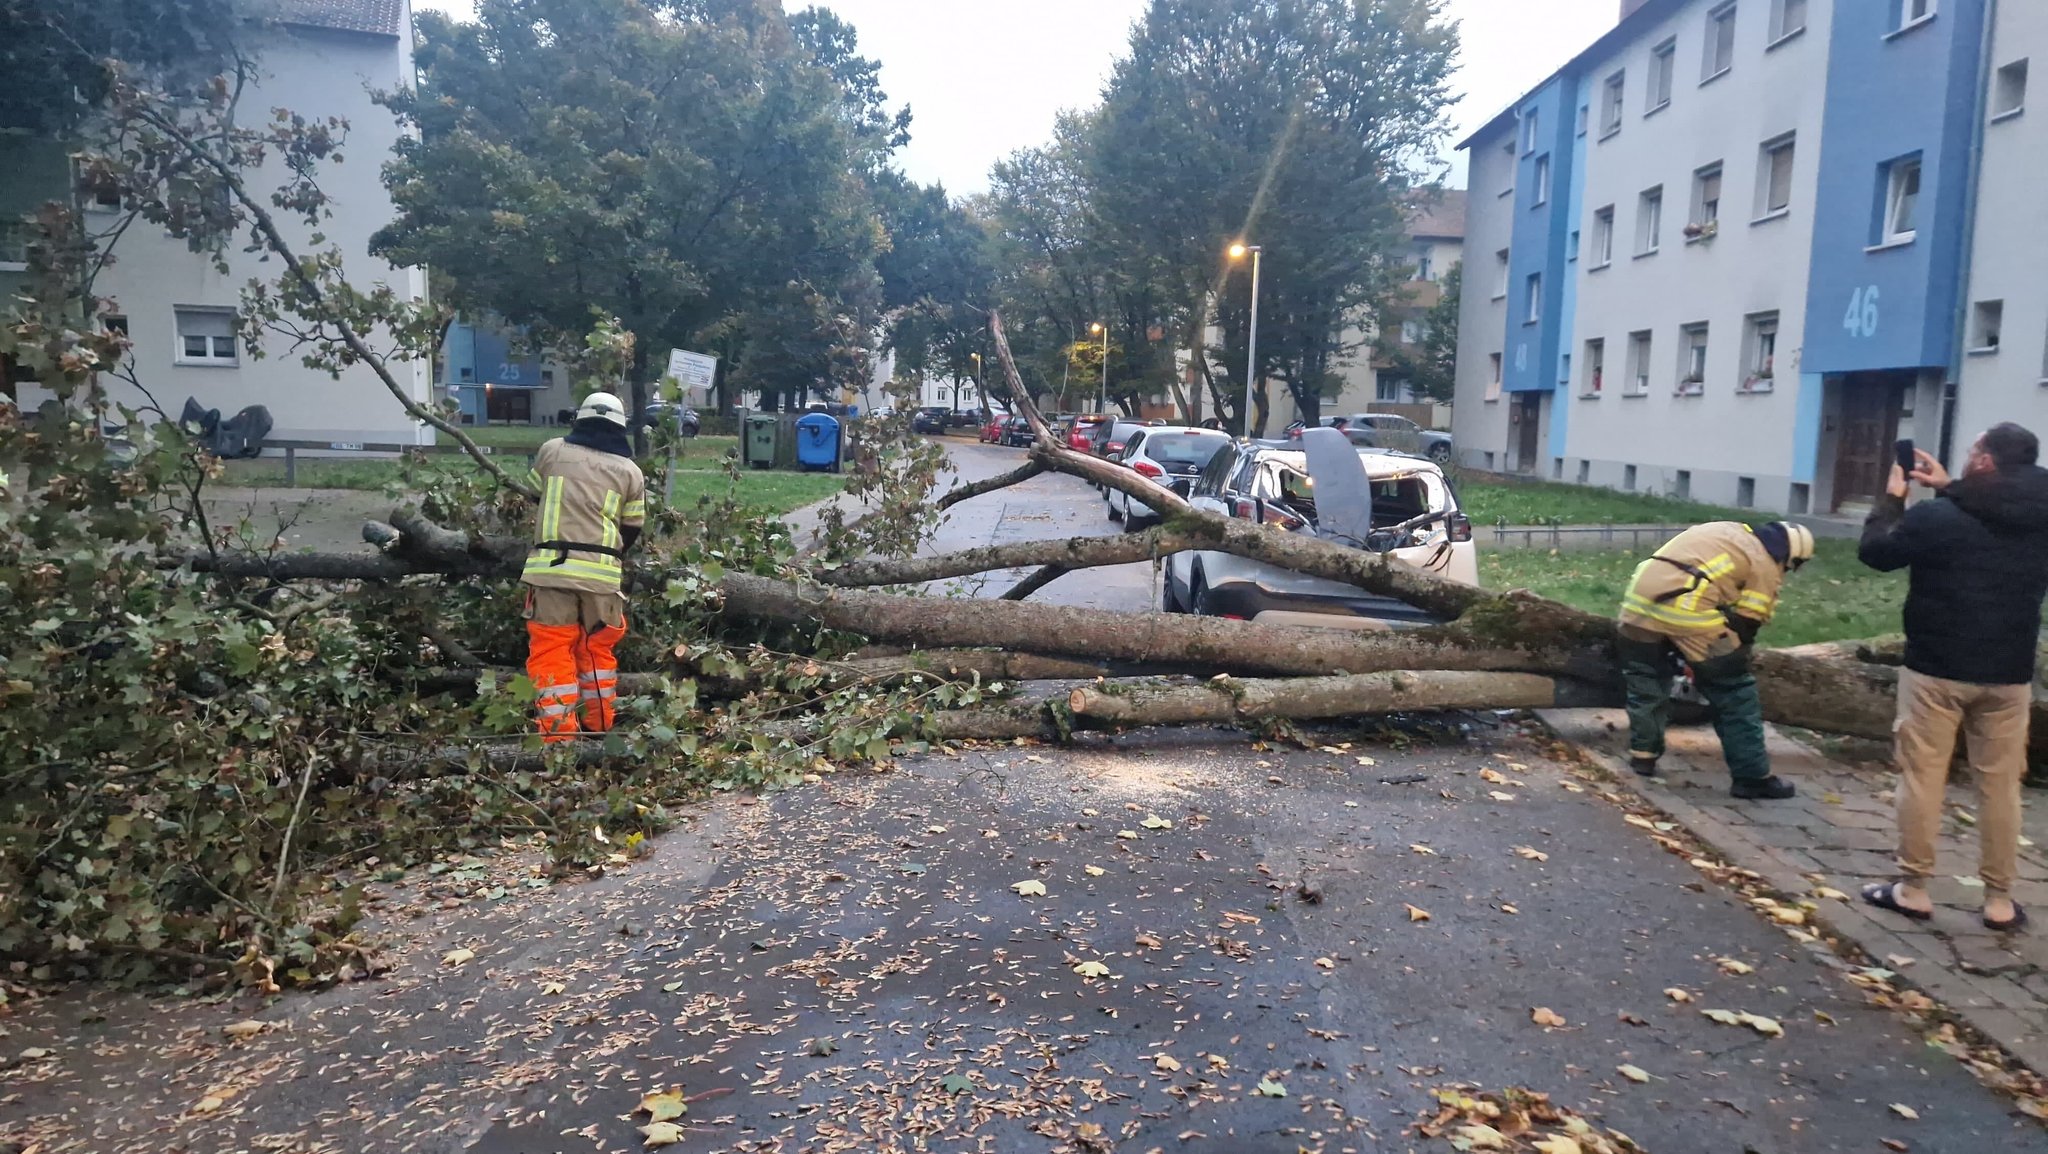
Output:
[
  {"xmin": 1068, "ymin": 414, "xmax": 1110, "ymax": 452},
  {"xmin": 978, "ymin": 415, "xmax": 1006, "ymax": 443}
]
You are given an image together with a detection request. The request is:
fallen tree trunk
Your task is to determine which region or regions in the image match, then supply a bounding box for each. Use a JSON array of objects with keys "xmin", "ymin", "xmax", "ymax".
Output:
[{"xmin": 1064, "ymin": 670, "xmax": 1613, "ymax": 727}]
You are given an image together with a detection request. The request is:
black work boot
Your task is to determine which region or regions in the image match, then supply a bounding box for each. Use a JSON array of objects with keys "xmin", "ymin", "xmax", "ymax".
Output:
[
  {"xmin": 1629, "ymin": 754, "xmax": 1660, "ymax": 777},
  {"xmin": 1730, "ymin": 775, "xmax": 1796, "ymax": 800}
]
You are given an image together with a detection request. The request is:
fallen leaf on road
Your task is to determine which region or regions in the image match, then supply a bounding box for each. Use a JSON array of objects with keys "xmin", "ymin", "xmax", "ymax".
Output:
[
  {"xmin": 1073, "ymin": 960, "xmax": 1110, "ymax": 978},
  {"xmin": 1405, "ymin": 904, "xmax": 1432, "ymax": 922},
  {"xmin": 1814, "ymin": 886, "xmax": 1851, "ymax": 901},
  {"xmin": 222, "ymin": 1020, "xmax": 264, "ymax": 1040},
  {"xmin": 1617, "ymin": 1064, "xmax": 1651, "ymax": 1084},
  {"xmin": 939, "ymin": 1073, "xmax": 973, "ymax": 1095},
  {"xmin": 1011, "ymin": 879, "xmax": 1047, "ymax": 896},
  {"xmin": 1480, "ymin": 769, "xmax": 1508, "ymax": 784},
  {"xmin": 1625, "ymin": 815, "xmax": 1657, "ymax": 831},
  {"xmin": 1488, "ymin": 791, "xmax": 1517, "ymax": 802},
  {"xmin": 540, "ymin": 981, "xmax": 566, "ymax": 996},
  {"xmin": 1702, "ymin": 1009, "xmax": 1743, "ymax": 1026},
  {"xmin": 808, "ymin": 1036, "xmax": 839, "ymax": 1057},
  {"xmin": 1716, "ymin": 957, "xmax": 1755, "ymax": 975},
  {"xmin": 1514, "ymin": 846, "xmax": 1550, "ymax": 862},
  {"xmin": 1665, "ymin": 987, "xmax": 1693, "ymax": 1002},
  {"xmin": 1084, "ymin": 865, "xmax": 1106, "ymax": 877},
  {"xmin": 1500, "ymin": 904, "xmax": 1520, "ymax": 914},
  {"xmin": 1343, "ymin": 800, "xmax": 1360, "ymax": 808},
  {"xmin": 640, "ymin": 1121, "xmax": 685, "ymax": 1147},
  {"xmin": 638, "ymin": 1090, "xmax": 688, "ymax": 1122},
  {"xmin": 1154, "ymin": 1054, "xmax": 1182, "ymax": 1073},
  {"xmin": 1355, "ymin": 755, "xmax": 1376, "ymax": 766},
  {"xmin": 1134, "ymin": 933, "xmax": 1163, "ymax": 949},
  {"xmin": 1410, "ymin": 843, "xmax": 1438, "ymax": 856},
  {"xmin": 1881, "ymin": 1140, "xmax": 1909, "ymax": 1152},
  {"xmin": 1887, "ymin": 954, "xmax": 1917, "ymax": 968},
  {"xmin": 1315, "ymin": 957, "xmax": 1335, "ymax": 970},
  {"xmin": 1254, "ymin": 1078, "xmax": 1288, "ymax": 1097},
  {"xmin": 191, "ymin": 1094, "xmax": 228, "ymax": 1115},
  {"xmin": 1530, "ymin": 1137, "xmax": 1585, "ymax": 1154},
  {"xmin": 1116, "ymin": 830, "xmax": 1139, "ymax": 840},
  {"xmin": 927, "ymin": 824, "xmax": 947, "ymax": 834},
  {"xmin": 1141, "ymin": 815, "xmax": 1174, "ymax": 830},
  {"xmin": 441, "ymin": 947, "xmax": 474, "ymax": 967},
  {"xmin": 1454, "ymin": 1122, "xmax": 1509, "ymax": 1150},
  {"xmin": 1890, "ymin": 1104, "xmax": 1920, "ymax": 1120},
  {"xmin": 1207, "ymin": 1054, "xmax": 1229, "ymax": 1069},
  {"xmin": 1740, "ymin": 1013, "xmax": 1784, "ymax": 1037},
  {"xmin": 1531, "ymin": 1007, "xmax": 1567, "ymax": 1028}
]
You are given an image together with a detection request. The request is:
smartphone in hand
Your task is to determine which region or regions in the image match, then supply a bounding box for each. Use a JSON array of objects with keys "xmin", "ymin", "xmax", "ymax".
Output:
[{"xmin": 1895, "ymin": 439, "xmax": 1917, "ymax": 473}]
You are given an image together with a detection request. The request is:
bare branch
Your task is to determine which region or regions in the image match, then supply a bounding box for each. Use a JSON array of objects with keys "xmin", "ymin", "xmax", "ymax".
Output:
[
  {"xmin": 936, "ymin": 459, "xmax": 1045, "ymax": 511},
  {"xmin": 1000, "ymin": 565, "xmax": 1067, "ymax": 601}
]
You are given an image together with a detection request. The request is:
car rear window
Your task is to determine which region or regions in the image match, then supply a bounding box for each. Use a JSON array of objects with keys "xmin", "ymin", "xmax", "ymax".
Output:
[
  {"xmin": 1270, "ymin": 468, "xmax": 1446, "ymax": 529},
  {"xmin": 1149, "ymin": 433, "xmax": 1225, "ymax": 467}
]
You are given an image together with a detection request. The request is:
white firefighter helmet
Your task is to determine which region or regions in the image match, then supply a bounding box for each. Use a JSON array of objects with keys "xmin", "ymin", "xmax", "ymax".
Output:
[{"xmin": 575, "ymin": 391, "xmax": 628, "ymax": 428}]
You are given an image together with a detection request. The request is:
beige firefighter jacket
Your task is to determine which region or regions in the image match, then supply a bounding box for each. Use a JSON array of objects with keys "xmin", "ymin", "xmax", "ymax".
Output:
[
  {"xmin": 1618, "ymin": 521, "xmax": 1783, "ymax": 636},
  {"xmin": 521, "ymin": 438, "xmax": 646, "ymax": 594}
]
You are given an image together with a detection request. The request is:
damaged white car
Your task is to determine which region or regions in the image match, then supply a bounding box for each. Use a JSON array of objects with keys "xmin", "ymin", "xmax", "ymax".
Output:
[{"xmin": 1161, "ymin": 427, "xmax": 1479, "ymax": 628}]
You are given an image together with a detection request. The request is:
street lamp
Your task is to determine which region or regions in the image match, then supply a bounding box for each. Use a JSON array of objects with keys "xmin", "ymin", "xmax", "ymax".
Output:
[
  {"xmin": 1090, "ymin": 322, "xmax": 1109, "ymax": 414},
  {"xmin": 1227, "ymin": 242, "xmax": 1263, "ymax": 437},
  {"xmin": 968, "ymin": 352, "xmax": 982, "ymax": 414}
]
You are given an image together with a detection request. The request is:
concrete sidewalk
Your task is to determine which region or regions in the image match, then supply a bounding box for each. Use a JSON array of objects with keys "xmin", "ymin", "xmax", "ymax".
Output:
[{"xmin": 1545, "ymin": 707, "xmax": 2048, "ymax": 1072}]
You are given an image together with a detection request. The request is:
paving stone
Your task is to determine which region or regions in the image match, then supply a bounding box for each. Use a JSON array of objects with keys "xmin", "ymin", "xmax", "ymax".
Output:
[{"xmin": 1809, "ymin": 827, "xmax": 1899, "ymax": 853}]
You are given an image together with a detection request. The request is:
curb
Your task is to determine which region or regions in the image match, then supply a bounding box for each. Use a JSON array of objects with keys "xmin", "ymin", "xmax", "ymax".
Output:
[{"xmin": 1542, "ymin": 714, "xmax": 2048, "ymax": 1075}]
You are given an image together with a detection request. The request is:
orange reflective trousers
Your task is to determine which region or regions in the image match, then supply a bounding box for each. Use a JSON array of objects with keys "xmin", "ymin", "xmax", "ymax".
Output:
[{"xmin": 524, "ymin": 587, "xmax": 626, "ymax": 743}]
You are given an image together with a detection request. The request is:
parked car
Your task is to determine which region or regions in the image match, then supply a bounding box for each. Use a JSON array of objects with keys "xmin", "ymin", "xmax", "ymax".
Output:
[
  {"xmin": 978, "ymin": 414, "xmax": 1006, "ymax": 443},
  {"xmin": 1162, "ymin": 428, "xmax": 1477, "ymax": 629},
  {"xmin": 912, "ymin": 407, "xmax": 950, "ymax": 435},
  {"xmin": 1107, "ymin": 426, "xmax": 1232, "ymax": 528},
  {"xmin": 1002, "ymin": 416, "xmax": 1035, "ymax": 446},
  {"xmin": 1067, "ymin": 414, "xmax": 1111, "ymax": 453},
  {"xmin": 1288, "ymin": 412, "xmax": 1451, "ymax": 463},
  {"xmin": 641, "ymin": 401, "xmax": 701, "ymax": 437},
  {"xmin": 1088, "ymin": 418, "xmax": 1168, "ymax": 490}
]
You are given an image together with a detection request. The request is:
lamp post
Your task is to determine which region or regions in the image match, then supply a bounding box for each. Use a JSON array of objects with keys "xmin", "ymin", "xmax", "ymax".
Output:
[
  {"xmin": 1227, "ymin": 242, "xmax": 1263, "ymax": 437},
  {"xmin": 1090, "ymin": 322, "xmax": 1109, "ymax": 414},
  {"xmin": 968, "ymin": 352, "xmax": 982, "ymax": 414}
]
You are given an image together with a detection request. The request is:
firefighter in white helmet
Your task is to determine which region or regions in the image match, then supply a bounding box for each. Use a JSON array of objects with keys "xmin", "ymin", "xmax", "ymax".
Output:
[{"xmin": 521, "ymin": 392, "xmax": 645, "ymax": 742}]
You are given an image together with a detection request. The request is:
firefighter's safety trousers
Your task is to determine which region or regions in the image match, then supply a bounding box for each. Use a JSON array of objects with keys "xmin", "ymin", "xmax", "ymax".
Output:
[{"xmin": 524, "ymin": 586, "xmax": 626, "ymax": 743}]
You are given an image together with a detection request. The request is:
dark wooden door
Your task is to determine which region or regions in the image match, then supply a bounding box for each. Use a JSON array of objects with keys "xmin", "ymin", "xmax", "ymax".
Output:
[
  {"xmin": 1832, "ymin": 378, "xmax": 1901, "ymax": 509},
  {"xmin": 1515, "ymin": 394, "xmax": 1542, "ymax": 472}
]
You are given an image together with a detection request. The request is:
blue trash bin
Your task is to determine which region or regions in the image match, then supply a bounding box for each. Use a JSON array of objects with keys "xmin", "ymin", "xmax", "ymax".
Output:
[{"xmin": 794, "ymin": 412, "xmax": 842, "ymax": 473}]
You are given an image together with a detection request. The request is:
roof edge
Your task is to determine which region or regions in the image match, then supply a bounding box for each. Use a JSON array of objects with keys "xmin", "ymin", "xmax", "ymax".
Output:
[{"xmin": 1455, "ymin": 0, "xmax": 1690, "ymax": 151}]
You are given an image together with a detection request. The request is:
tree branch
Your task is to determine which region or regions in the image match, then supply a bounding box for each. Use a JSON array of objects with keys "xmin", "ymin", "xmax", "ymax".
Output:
[
  {"xmin": 936, "ymin": 459, "xmax": 1045, "ymax": 511},
  {"xmin": 1000, "ymin": 565, "xmax": 1067, "ymax": 601}
]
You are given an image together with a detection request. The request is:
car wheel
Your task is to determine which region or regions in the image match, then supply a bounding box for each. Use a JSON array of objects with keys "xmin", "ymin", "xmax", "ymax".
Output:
[
  {"xmin": 1160, "ymin": 567, "xmax": 1186, "ymax": 613},
  {"xmin": 1188, "ymin": 568, "xmax": 1211, "ymax": 617},
  {"xmin": 1428, "ymin": 443, "xmax": 1453, "ymax": 464},
  {"xmin": 1107, "ymin": 496, "xmax": 1123, "ymax": 523}
]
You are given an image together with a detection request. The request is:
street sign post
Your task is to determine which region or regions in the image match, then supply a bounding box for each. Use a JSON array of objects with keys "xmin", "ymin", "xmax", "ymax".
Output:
[{"xmin": 662, "ymin": 349, "xmax": 719, "ymax": 504}]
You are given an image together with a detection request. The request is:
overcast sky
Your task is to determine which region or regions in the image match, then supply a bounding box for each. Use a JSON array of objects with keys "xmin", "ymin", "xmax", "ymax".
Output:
[{"xmin": 413, "ymin": 0, "xmax": 1616, "ymax": 193}]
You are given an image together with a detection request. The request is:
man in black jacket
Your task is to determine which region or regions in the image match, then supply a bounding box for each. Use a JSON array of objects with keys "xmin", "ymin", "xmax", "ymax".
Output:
[{"xmin": 1858, "ymin": 422, "xmax": 2048, "ymax": 933}]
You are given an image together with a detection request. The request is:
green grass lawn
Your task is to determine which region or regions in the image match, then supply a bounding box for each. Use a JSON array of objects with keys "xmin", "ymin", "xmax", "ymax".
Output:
[
  {"xmin": 216, "ymin": 438, "xmax": 835, "ymax": 517},
  {"xmin": 1479, "ymin": 539, "xmax": 1906, "ymax": 648},
  {"xmin": 1455, "ymin": 477, "xmax": 1755, "ymax": 526}
]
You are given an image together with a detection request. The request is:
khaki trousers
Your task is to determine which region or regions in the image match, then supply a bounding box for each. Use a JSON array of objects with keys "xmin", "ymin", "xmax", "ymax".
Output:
[{"xmin": 1893, "ymin": 668, "xmax": 2030, "ymax": 895}]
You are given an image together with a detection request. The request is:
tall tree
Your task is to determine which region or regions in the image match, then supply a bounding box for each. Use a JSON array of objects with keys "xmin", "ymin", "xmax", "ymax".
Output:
[
  {"xmin": 371, "ymin": 0, "xmax": 886, "ymax": 424},
  {"xmin": 0, "ymin": 0, "xmax": 248, "ymax": 132},
  {"xmin": 1085, "ymin": 0, "xmax": 1457, "ymax": 432}
]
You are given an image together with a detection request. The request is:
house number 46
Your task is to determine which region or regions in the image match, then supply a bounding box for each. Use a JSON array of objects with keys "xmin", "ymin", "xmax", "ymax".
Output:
[{"xmin": 1842, "ymin": 285, "xmax": 1880, "ymax": 339}]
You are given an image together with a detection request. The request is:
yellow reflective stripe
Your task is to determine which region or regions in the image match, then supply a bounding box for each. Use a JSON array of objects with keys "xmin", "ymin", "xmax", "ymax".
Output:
[
  {"xmin": 602, "ymin": 491, "xmax": 621, "ymax": 551},
  {"xmin": 522, "ymin": 557, "xmax": 623, "ymax": 584},
  {"xmin": 539, "ymin": 475, "xmax": 566, "ymax": 542},
  {"xmin": 1735, "ymin": 591, "xmax": 1776, "ymax": 618},
  {"xmin": 526, "ymin": 467, "xmax": 542, "ymax": 489},
  {"xmin": 622, "ymin": 499, "xmax": 646, "ymax": 522},
  {"xmin": 1621, "ymin": 592, "xmax": 1725, "ymax": 630},
  {"xmin": 1678, "ymin": 552, "xmax": 1737, "ymax": 615}
]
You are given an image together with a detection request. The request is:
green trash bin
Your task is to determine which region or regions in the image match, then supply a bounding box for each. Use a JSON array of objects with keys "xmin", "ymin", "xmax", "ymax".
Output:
[{"xmin": 743, "ymin": 413, "xmax": 780, "ymax": 470}]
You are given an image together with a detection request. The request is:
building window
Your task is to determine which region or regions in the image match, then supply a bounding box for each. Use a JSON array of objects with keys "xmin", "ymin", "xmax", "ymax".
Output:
[
  {"xmin": 1583, "ymin": 338, "xmax": 1605, "ymax": 397},
  {"xmin": 79, "ymin": 171, "xmax": 121, "ymax": 212},
  {"xmin": 1576, "ymin": 103, "xmax": 1590, "ymax": 136},
  {"xmin": 1568, "ymin": 229, "xmax": 1581, "ymax": 263},
  {"xmin": 1522, "ymin": 107, "xmax": 1541, "ymax": 154},
  {"xmin": 1771, "ymin": 0, "xmax": 1808, "ymax": 42},
  {"xmin": 1755, "ymin": 133, "xmax": 1796, "ymax": 218},
  {"xmin": 1648, "ymin": 39, "xmax": 1676, "ymax": 113},
  {"xmin": 540, "ymin": 368, "xmax": 555, "ymax": 385},
  {"xmin": 1625, "ymin": 464, "xmax": 1639, "ymax": 490},
  {"xmin": 1970, "ymin": 300, "xmax": 2003, "ymax": 352},
  {"xmin": 1493, "ymin": 249, "xmax": 1510, "ymax": 298},
  {"xmin": 1675, "ymin": 470, "xmax": 1692, "ymax": 499},
  {"xmin": 1882, "ymin": 156, "xmax": 1922, "ymax": 245},
  {"xmin": 1741, "ymin": 311, "xmax": 1779, "ymax": 391},
  {"xmin": 1525, "ymin": 273, "xmax": 1543, "ymax": 324},
  {"xmin": 1559, "ymin": 352, "xmax": 1572, "ymax": 385},
  {"xmin": 1553, "ymin": 457, "xmax": 1565, "ymax": 480},
  {"xmin": 1637, "ymin": 186, "xmax": 1663, "ymax": 255},
  {"xmin": 103, "ymin": 314, "xmax": 129, "ymax": 337},
  {"xmin": 1376, "ymin": 375, "xmax": 1409, "ymax": 402},
  {"xmin": 1737, "ymin": 477, "xmax": 1756, "ymax": 507},
  {"xmin": 1577, "ymin": 460, "xmax": 1591, "ymax": 484},
  {"xmin": 1602, "ymin": 71, "xmax": 1626, "ymax": 135},
  {"xmin": 1993, "ymin": 59, "xmax": 2028, "ymax": 120},
  {"xmin": 1414, "ymin": 247, "xmax": 1434, "ymax": 281},
  {"xmin": 1533, "ymin": 154, "xmax": 1551, "ymax": 206},
  {"xmin": 1678, "ymin": 323, "xmax": 1710, "ymax": 393},
  {"xmin": 1593, "ymin": 206, "xmax": 1616, "ymax": 266},
  {"xmin": 1487, "ymin": 353, "xmax": 1504, "ymax": 401},
  {"xmin": 1625, "ymin": 331, "xmax": 1653, "ymax": 396},
  {"xmin": 1400, "ymin": 319, "xmax": 1424, "ymax": 345},
  {"xmin": 174, "ymin": 307, "xmax": 238, "ymax": 366},
  {"xmin": 1894, "ymin": 0, "xmax": 1935, "ymax": 34},
  {"xmin": 1688, "ymin": 163, "xmax": 1723, "ymax": 237},
  {"xmin": 1704, "ymin": 4, "xmax": 1738, "ymax": 82}
]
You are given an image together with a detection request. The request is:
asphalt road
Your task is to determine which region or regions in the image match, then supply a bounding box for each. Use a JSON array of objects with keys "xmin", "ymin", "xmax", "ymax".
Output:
[
  {"xmin": 9, "ymin": 727, "xmax": 2044, "ymax": 1153},
  {"xmin": 926, "ymin": 438, "xmax": 1157, "ymax": 611}
]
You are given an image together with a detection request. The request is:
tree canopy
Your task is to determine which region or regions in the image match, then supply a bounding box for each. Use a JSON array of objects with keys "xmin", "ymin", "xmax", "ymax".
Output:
[{"xmin": 371, "ymin": 0, "xmax": 892, "ymax": 417}]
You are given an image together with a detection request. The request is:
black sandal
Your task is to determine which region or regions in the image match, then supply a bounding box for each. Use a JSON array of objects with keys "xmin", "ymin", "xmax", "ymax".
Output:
[
  {"xmin": 1985, "ymin": 903, "xmax": 2028, "ymax": 932},
  {"xmin": 1861, "ymin": 882, "xmax": 1934, "ymax": 922}
]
